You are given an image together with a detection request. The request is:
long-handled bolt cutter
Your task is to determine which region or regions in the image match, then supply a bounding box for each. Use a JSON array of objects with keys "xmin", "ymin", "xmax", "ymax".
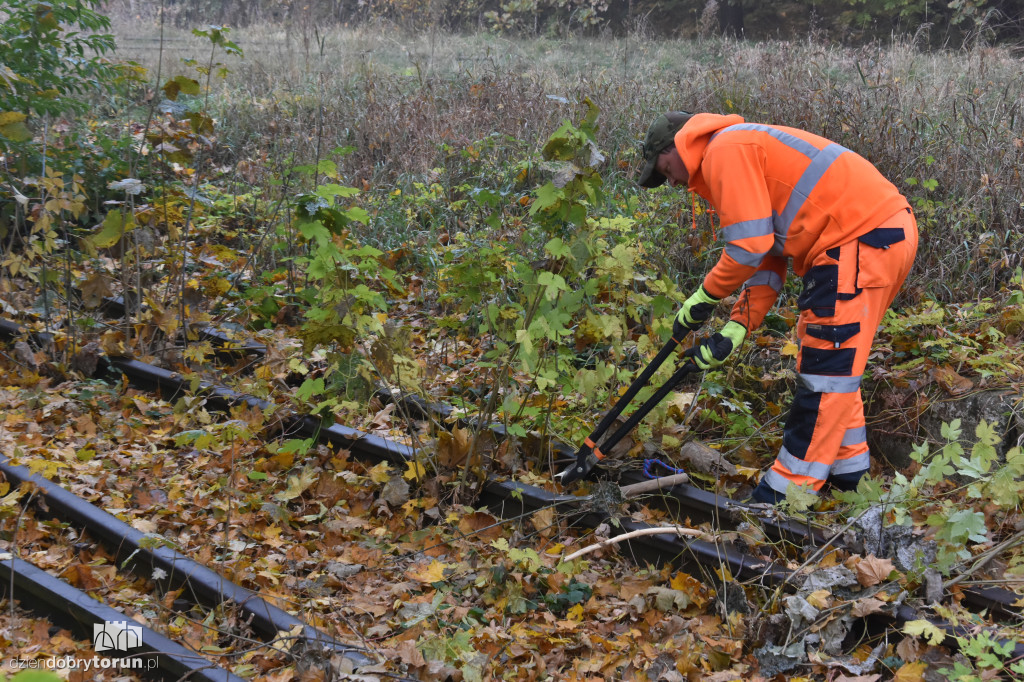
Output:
[{"xmin": 555, "ymin": 333, "xmax": 700, "ymax": 485}]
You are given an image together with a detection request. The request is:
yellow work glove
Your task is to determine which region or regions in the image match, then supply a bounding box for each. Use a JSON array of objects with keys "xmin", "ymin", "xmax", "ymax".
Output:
[{"xmin": 683, "ymin": 321, "xmax": 747, "ymax": 369}]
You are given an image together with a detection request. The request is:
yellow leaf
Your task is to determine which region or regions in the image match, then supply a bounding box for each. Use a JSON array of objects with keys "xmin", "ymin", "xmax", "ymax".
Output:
[
  {"xmin": 0, "ymin": 111, "xmax": 27, "ymax": 126},
  {"xmin": 806, "ymin": 589, "xmax": 831, "ymax": 609},
  {"xmin": 566, "ymin": 603, "xmax": 584, "ymax": 622},
  {"xmin": 0, "ymin": 111, "xmax": 30, "ymax": 142},
  {"xmin": 86, "ymin": 210, "xmax": 135, "ymax": 252},
  {"xmin": 368, "ymin": 462, "xmax": 392, "ymax": 484},
  {"xmin": 781, "ymin": 341, "xmax": 799, "ymax": 357},
  {"xmin": 407, "ymin": 559, "xmax": 449, "ymax": 584},
  {"xmin": 131, "ymin": 518, "xmax": 158, "ymax": 533},
  {"xmin": 901, "ymin": 619, "xmax": 946, "ymax": 646},
  {"xmin": 530, "ymin": 506, "xmax": 555, "ymax": 537},
  {"xmin": 735, "ymin": 465, "xmax": 761, "ymax": 480},
  {"xmin": 892, "ymin": 660, "xmax": 928, "ymax": 682},
  {"xmin": 666, "ymin": 391, "xmax": 695, "ymax": 418},
  {"xmin": 403, "ymin": 460, "xmax": 426, "ymax": 481}
]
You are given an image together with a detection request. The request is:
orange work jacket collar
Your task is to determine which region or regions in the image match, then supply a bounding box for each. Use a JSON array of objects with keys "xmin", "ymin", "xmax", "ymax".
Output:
[{"xmin": 673, "ymin": 112, "xmax": 747, "ymax": 198}]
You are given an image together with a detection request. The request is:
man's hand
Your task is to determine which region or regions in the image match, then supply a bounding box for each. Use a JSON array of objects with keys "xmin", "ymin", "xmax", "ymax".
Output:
[
  {"xmin": 683, "ymin": 321, "xmax": 747, "ymax": 369},
  {"xmin": 673, "ymin": 286, "xmax": 720, "ymax": 338}
]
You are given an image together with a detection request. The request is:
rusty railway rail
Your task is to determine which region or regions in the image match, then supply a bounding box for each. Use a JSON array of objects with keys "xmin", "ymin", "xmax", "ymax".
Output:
[{"xmin": 0, "ymin": 556, "xmax": 245, "ymax": 682}]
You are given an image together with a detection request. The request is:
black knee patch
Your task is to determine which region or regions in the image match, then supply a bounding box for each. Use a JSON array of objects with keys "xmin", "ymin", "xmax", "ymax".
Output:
[{"xmin": 783, "ymin": 387, "xmax": 822, "ymax": 459}]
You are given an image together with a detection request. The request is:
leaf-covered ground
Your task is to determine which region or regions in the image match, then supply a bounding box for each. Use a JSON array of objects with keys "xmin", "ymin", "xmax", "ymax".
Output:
[{"xmin": 3, "ymin": 260, "xmax": 1024, "ymax": 680}]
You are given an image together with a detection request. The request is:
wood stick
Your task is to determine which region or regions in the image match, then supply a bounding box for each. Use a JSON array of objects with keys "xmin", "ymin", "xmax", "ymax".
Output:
[
  {"xmin": 563, "ymin": 526, "xmax": 704, "ymax": 561},
  {"xmin": 619, "ymin": 472, "xmax": 690, "ymax": 498}
]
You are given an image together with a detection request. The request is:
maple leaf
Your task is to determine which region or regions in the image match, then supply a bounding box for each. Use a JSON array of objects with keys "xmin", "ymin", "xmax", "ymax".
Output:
[
  {"xmin": 855, "ymin": 554, "xmax": 897, "ymax": 587},
  {"xmin": 395, "ymin": 639, "xmax": 426, "ymax": 667},
  {"xmin": 530, "ymin": 506, "xmax": 555, "ymax": 538},
  {"xmin": 896, "ymin": 636, "xmax": 921, "ymax": 662},
  {"xmin": 930, "ymin": 365, "xmax": 973, "ymax": 396},
  {"xmin": 902, "ymin": 619, "xmax": 946, "ymax": 645},
  {"xmin": 274, "ymin": 466, "xmax": 318, "ymax": 502},
  {"xmin": 407, "ymin": 559, "xmax": 450, "ymax": 584},
  {"xmin": 80, "ymin": 272, "xmax": 113, "ymax": 308},
  {"xmin": 891, "ymin": 660, "xmax": 928, "ymax": 681},
  {"xmin": 404, "ymin": 460, "xmax": 427, "ymax": 481},
  {"xmin": 648, "ymin": 586, "xmax": 692, "ymax": 611},
  {"xmin": 458, "ymin": 511, "xmax": 503, "ymax": 540},
  {"xmin": 131, "ymin": 518, "xmax": 159, "ymax": 533},
  {"xmin": 850, "ymin": 597, "xmax": 886, "ymax": 617},
  {"xmin": 367, "ymin": 462, "xmax": 392, "ymax": 484},
  {"xmin": 438, "ymin": 426, "xmax": 471, "ymax": 467},
  {"xmin": 806, "ymin": 589, "xmax": 831, "ymax": 609}
]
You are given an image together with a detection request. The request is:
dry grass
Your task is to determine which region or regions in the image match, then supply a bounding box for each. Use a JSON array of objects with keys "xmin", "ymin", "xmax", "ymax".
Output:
[{"xmin": 109, "ymin": 13, "xmax": 1024, "ymax": 298}]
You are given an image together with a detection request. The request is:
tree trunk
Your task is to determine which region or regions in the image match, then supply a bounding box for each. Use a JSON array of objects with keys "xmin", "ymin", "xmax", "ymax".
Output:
[{"xmin": 718, "ymin": 0, "xmax": 744, "ymax": 37}]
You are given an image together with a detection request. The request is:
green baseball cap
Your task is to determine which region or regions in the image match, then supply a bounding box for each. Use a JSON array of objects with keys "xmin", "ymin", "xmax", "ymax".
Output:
[{"xmin": 638, "ymin": 111, "xmax": 692, "ymax": 188}]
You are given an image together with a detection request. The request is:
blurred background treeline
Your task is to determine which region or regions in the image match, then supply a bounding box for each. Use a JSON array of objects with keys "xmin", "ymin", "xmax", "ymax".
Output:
[{"xmin": 130, "ymin": 0, "xmax": 1024, "ymax": 47}]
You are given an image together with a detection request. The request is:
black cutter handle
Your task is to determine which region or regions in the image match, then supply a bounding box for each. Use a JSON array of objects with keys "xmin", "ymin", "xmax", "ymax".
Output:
[
  {"xmin": 594, "ymin": 360, "xmax": 700, "ymax": 459},
  {"xmin": 557, "ymin": 332, "xmax": 692, "ymax": 484}
]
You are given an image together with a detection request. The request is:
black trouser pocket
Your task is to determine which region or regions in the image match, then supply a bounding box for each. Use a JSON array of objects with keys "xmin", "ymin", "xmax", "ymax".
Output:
[
  {"xmin": 797, "ymin": 264, "xmax": 838, "ymax": 317},
  {"xmin": 805, "ymin": 322, "xmax": 860, "ymax": 347}
]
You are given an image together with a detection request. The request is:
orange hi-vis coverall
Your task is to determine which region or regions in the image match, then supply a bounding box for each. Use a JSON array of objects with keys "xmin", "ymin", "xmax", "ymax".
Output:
[{"xmin": 675, "ymin": 113, "xmax": 918, "ymax": 495}]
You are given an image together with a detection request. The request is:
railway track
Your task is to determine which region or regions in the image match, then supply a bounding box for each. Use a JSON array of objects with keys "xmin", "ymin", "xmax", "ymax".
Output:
[
  {"xmin": 1, "ymin": 555, "xmax": 245, "ymax": 681},
  {"xmin": 3, "ymin": 314, "xmax": 1023, "ymax": 677}
]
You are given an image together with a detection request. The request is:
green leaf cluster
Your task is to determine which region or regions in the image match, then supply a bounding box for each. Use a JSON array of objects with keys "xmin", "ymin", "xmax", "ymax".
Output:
[{"xmin": 838, "ymin": 419, "xmax": 1024, "ymax": 573}]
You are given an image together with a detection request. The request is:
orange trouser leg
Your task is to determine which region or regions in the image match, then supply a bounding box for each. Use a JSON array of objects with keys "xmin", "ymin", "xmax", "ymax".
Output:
[{"xmin": 762, "ymin": 209, "xmax": 918, "ymax": 495}]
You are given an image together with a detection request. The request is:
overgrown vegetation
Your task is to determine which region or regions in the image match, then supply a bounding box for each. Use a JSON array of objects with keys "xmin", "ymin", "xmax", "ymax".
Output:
[{"xmin": 2, "ymin": 2, "xmax": 1024, "ymax": 679}]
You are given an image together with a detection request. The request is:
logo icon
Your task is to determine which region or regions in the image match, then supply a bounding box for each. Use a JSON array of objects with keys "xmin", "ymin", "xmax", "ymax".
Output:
[{"xmin": 93, "ymin": 621, "xmax": 143, "ymax": 652}]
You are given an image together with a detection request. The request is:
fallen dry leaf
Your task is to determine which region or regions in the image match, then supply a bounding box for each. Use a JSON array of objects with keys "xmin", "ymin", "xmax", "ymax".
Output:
[
  {"xmin": 438, "ymin": 426, "xmax": 471, "ymax": 466},
  {"xmin": 850, "ymin": 596, "xmax": 886, "ymax": 617},
  {"xmin": 896, "ymin": 635, "xmax": 921, "ymax": 662},
  {"xmin": 406, "ymin": 559, "xmax": 450, "ymax": 584},
  {"xmin": 930, "ymin": 365, "xmax": 973, "ymax": 396},
  {"xmin": 892, "ymin": 660, "xmax": 927, "ymax": 682},
  {"xmin": 530, "ymin": 506, "xmax": 555, "ymax": 537},
  {"xmin": 855, "ymin": 554, "xmax": 897, "ymax": 587},
  {"xmin": 395, "ymin": 639, "xmax": 426, "ymax": 667},
  {"xmin": 458, "ymin": 511, "xmax": 503, "ymax": 540}
]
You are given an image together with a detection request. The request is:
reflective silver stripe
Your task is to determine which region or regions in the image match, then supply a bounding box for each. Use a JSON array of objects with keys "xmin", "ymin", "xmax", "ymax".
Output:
[
  {"xmin": 722, "ymin": 217, "xmax": 774, "ymax": 243},
  {"xmin": 725, "ymin": 242, "xmax": 769, "ymax": 267},
  {"xmin": 743, "ymin": 270, "xmax": 784, "ymax": 292},
  {"xmin": 841, "ymin": 426, "xmax": 868, "ymax": 447},
  {"xmin": 778, "ymin": 143, "xmax": 848, "ymax": 231},
  {"xmin": 831, "ymin": 451, "xmax": 870, "ymax": 475},
  {"xmin": 777, "ymin": 446, "xmax": 832, "ymax": 480},
  {"xmin": 763, "ymin": 468, "xmax": 818, "ymax": 495},
  {"xmin": 798, "ymin": 373, "xmax": 863, "ymax": 393},
  {"xmin": 712, "ymin": 123, "xmax": 820, "ymax": 159}
]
